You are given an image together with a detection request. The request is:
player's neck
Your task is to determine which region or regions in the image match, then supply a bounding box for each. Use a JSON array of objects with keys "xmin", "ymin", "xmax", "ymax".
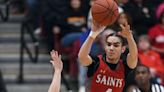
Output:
[{"xmin": 106, "ymin": 57, "xmax": 119, "ymax": 64}]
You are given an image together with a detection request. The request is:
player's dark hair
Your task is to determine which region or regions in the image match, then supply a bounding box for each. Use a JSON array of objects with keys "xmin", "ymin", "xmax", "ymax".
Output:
[{"xmin": 105, "ymin": 33, "xmax": 127, "ymax": 46}]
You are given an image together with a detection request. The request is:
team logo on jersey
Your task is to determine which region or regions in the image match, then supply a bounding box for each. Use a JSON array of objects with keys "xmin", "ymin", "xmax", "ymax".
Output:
[{"xmin": 95, "ymin": 74, "xmax": 123, "ymax": 87}]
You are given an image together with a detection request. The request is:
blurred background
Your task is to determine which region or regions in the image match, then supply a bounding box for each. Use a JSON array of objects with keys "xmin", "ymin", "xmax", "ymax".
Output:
[{"xmin": 0, "ymin": 0, "xmax": 163, "ymax": 92}]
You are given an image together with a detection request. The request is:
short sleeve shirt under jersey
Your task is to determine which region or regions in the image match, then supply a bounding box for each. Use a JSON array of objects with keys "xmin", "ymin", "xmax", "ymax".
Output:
[{"xmin": 87, "ymin": 54, "xmax": 134, "ymax": 80}]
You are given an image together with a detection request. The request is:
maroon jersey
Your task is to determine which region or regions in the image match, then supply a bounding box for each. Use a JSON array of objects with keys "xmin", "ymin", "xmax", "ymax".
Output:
[{"xmin": 90, "ymin": 55, "xmax": 125, "ymax": 92}]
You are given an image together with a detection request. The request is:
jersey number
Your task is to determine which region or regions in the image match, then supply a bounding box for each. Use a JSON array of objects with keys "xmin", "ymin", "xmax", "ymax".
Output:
[{"xmin": 106, "ymin": 88, "xmax": 112, "ymax": 92}]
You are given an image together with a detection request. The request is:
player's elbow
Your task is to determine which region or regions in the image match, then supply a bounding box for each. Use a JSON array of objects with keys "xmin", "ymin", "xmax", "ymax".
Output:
[
  {"xmin": 78, "ymin": 51, "xmax": 87, "ymax": 60},
  {"xmin": 78, "ymin": 54, "xmax": 86, "ymax": 65},
  {"xmin": 78, "ymin": 52, "xmax": 83, "ymax": 61},
  {"xmin": 128, "ymin": 59, "xmax": 138, "ymax": 69},
  {"xmin": 127, "ymin": 55, "xmax": 138, "ymax": 69},
  {"xmin": 78, "ymin": 54, "xmax": 90, "ymax": 66}
]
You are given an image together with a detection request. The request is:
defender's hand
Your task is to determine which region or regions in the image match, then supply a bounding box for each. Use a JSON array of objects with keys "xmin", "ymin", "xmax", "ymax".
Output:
[{"xmin": 50, "ymin": 50, "xmax": 63, "ymax": 72}]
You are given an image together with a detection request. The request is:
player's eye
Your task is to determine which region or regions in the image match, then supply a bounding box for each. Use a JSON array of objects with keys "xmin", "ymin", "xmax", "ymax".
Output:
[
  {"xmin": 107, "ymin": 43, "xmax": 112, "ymax": 46},
  {"xmin": 114, "ymin": 44, "xmax": 119, "ymax": 47},
  {"xmin": 114, "ymin": 44, "xmax": 120, "ymax": 47}
]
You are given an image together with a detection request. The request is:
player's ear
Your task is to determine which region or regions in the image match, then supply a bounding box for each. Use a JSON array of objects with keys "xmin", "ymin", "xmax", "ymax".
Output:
[{"xmin": 121, "ymin": 46, "xmax": 126, "ymax": 53}]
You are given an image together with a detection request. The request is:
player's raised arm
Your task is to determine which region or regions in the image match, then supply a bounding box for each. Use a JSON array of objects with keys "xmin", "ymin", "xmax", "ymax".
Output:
[
  {"xmin": 48, "ymin": 50, "xmax": 63, "ymax": 92},
  {"xmin": 119, "ymin": 22, "xmax": 138, "ymax": 69},
  {"xmin": 78, "ymin": 22, "xmax": 105, "ymax": 66}
]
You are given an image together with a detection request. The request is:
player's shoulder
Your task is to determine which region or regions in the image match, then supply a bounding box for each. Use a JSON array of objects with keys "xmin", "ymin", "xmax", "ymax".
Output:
[
  {"xmin": 87, "ymin": 55, "xmax": 100, "ymax": 68},
  {"xmin": 91, "ymin": 54, "xmax": 104, "ymax": 63}
]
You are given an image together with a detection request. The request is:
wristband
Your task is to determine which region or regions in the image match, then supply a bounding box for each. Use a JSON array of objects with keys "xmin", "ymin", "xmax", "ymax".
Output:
[{"xmin": 89, "ymin": 31, "xmax": 99, "ymax": 39}]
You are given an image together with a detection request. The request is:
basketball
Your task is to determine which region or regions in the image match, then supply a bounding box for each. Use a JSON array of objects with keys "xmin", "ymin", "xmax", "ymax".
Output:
[{"xmin": 91, "ymin": 0, "xmax": 119, "ymax": 26}]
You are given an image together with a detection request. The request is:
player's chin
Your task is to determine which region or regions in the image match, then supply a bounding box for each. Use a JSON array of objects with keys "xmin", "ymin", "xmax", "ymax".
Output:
[{"xmin": 108, "ymin": 54, "xmax": 115, "ymax": 58}]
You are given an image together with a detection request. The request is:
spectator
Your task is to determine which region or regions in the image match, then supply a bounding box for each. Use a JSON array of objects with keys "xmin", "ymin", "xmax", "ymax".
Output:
[
  {"xmin": 138, "ymin": 35, "xmax": 164, "ymax": 85},
  {"xmin": 148, "ymin": 11, "xmax": 164, "ymax": 64},
  {"xmin": 126, "ymin": 65, "xmax": 164, "ymax": 92},
  {"xmin": 60, "ymin": 0, "xmax": 88, "ymax": 48},
  {"xmin": 57, "ymin": 0, "xmax": 88, "ymax": 83},
  {"xmin": 63, "ymin": 0, "xmax": 88, "ymax": 34},
  {"xmin": 156, "ymin": 2, "xmax": 164, "ymax": 19},
  {"xmin": 10, "ymin": 0, "xmax": 25, "ymax": 14},
  {"xmin": 25, "ymin": 0, "xmax": 41, "ymax": 30},
  {"xmin": 42, "ymin": 0, "xmax": 68, "ymax": 51},
  {"xmin": 123, "ymin": 0, "xmax": 156, "ymax": 36}
]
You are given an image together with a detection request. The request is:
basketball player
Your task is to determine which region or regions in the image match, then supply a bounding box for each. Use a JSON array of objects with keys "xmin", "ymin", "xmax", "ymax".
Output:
[
  {"xmin": 78, "ymin": 20, "xmax": 138, "ymax": 92},
  {"xmin": 48, "ymin": 50, "xmax": 63, "ymax": 92},
  {"xmin": 127, "ymin": 65, "xmax": 164, "ymax": 92}
]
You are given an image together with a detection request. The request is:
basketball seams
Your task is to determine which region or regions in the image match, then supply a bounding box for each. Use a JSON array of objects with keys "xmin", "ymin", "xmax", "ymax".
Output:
[
  {"xmin": 92, "ymin": 4, "xmax": 109, "ymax": 14},
  {"xmin": 106, "ymin": 0, "xmax": 118, "ymax": 24},
  {"xmin": 110, "ymin": 1, "xmax": 118, "ymax": 17},
  {"xmin": 106, "ymin": 0, "xmax": 115, "ymax": 16},
  {"xmin": 97, "ymin": 0, "xmax": 116, "ymax": 25},
  {"xmin": 105, "ymin": 0, "xmax": 115, "ymax": 24},
  {"xmin": 110, "ymin": 11, "xmax": 116, "ymax": 24},
  {"xmin": 113, "ymin": 8, "xmax": 118, "ymax": 16},
  {"xmin": 92, "ymin": 11, "xmax": 108, "ymax": 14},
  {"xmin": 96, "ymin": 0, "xmax": 115, "ymax": 25},
  {"xmin": 99, "ymin": 10, "xmax": 112, "ymax": 24},
  {"xmin": 106, "ymin": 0, "xmax": 112, "ymax": 10},
  {"xmin": 92, "ymin": 1, "xmax": 109, "ymax": 23},
  {"xmin": 94, "ymin": 2, "xmax": 108, "ymax": 10}
]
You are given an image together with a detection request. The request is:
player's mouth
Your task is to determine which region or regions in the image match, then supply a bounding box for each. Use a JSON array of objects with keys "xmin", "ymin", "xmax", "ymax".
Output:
[
  {"xmin": 109, "ymin": 51, "xmax": 114, "ymax": 54},
  {"xmin": 109, "ymin": 52, "xmax": 114, "ymax": 55}
]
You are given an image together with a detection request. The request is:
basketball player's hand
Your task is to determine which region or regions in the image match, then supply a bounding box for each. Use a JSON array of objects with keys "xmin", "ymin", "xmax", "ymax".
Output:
[
  {"xmin": 118, "ymin": 22, "xmax": 133, "ymax": 39},
  {"xmin": 89, "ymin": 20, "xmax": 106, "ymax": 39},
  {"xmin": 50, "ymin": 50, "xmax": 63, "ymax": 72}
]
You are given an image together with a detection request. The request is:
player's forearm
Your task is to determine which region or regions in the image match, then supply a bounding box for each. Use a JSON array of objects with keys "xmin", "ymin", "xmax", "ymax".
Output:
[
  {"xmin": 78, "ymin": 36, "xmax": 94, "ymax": 65},
  {"xmin": 48, "ymin": 71, "xmax": 61, "ymax": 92},
  {"xmin": 127, "ymin": 35, "xmax": 138, "ymax": 68},
  {"xmin": 78, "ymin": 30, "xmax": 101, "ymax": 57}
]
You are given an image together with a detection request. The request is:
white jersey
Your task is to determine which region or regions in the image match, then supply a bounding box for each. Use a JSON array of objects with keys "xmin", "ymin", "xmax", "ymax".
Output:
[{"xmin": 132, "ymin": 84, "xmax": 164, "ymax": 92}]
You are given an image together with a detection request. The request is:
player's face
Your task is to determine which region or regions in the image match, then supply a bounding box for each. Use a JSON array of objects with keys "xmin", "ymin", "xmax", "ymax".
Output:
[
  {"xmin": 104, "ymin": 36, "xmax": 123, "ymax": 62},
  {"xmin": 135, "ymin": 66, "xmax": 150, "ymax": 85}
]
